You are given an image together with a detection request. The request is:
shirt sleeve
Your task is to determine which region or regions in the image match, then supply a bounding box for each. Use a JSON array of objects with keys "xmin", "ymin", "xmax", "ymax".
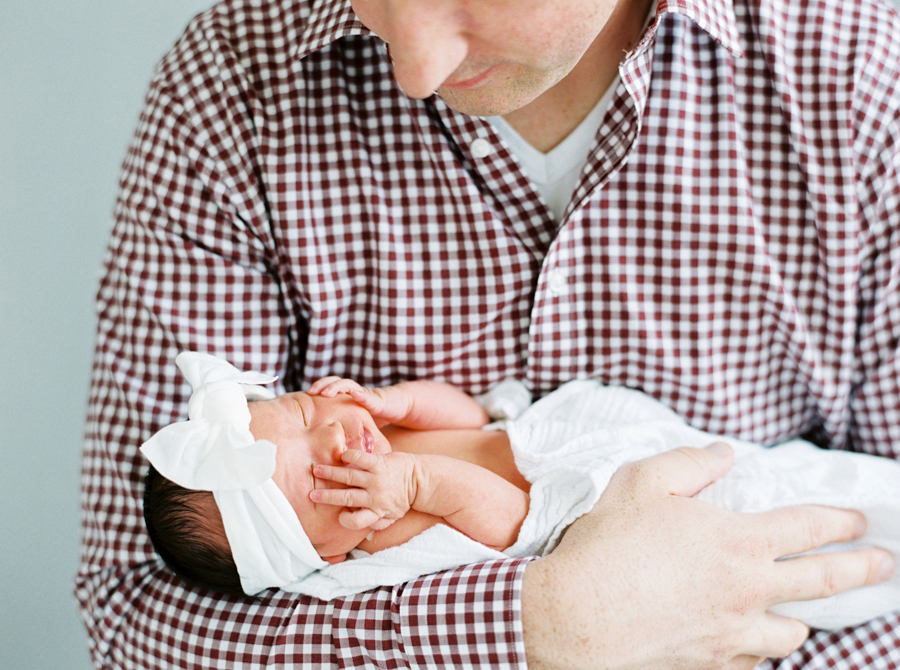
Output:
[
  {"xmin": 846, "ymin": 10, "xmax": 900, "ymax": 459},
  {"xmin": 74, "ymin": 39, "xmax": 530, "ymax": 670}
]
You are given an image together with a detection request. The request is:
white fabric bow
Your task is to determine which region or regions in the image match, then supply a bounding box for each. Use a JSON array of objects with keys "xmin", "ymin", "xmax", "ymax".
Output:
[
  {"xmin": 141, "ymin": 352, "xmax": 328, "ymax": 594},
  {"xmin": 141, "ymin": 351, "xmax": 279, "ymax": 490}
]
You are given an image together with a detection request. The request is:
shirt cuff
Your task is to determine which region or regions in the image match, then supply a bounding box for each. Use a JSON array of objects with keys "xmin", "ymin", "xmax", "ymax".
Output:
[{"xmin": 398, "ymin": 557, "xmax": 535, "ymax": 669}]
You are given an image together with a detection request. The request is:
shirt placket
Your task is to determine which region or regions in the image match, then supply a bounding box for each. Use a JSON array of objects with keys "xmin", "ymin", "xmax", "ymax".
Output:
[
  {"xmin": 527, "ymin": 34, "xmax": 658, "ymax": 394},
  {"xmin": 425, "ymin": 96, "xmax": 559, "ymax": 264}
]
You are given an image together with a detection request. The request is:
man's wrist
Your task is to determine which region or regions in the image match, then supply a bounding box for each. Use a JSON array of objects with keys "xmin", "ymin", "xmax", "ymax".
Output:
[
  {"xmin": 521, "ymin": 557, "xmax": 557, "ymax": 670},
  {"xmin": 521, "ymin": 543, "xmax": 609, "ymax": 670}
]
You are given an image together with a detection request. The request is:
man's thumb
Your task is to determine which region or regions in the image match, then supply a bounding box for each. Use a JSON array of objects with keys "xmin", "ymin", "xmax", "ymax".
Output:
[{"xmin": 661, "ymin": 442, "xmax": 735, "ymax": 497}]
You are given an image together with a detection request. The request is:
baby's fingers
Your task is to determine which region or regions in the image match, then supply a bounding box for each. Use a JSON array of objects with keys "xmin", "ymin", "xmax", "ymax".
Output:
[
  {"xmin": 313, "ymin": 378, "xmax": 367, "ymax": 398},
  {"xmin": 308, "ymin": 376, "xmax": 344, "ymax": 395},
  {"xmin": 314, "ymin": 461, "xmax": 374, "ymax": 487},
  {"xmin": 369, "ymin": 517, "xmax": 396, "ymax": 530},
  {"xmin": 344, "ymin": 386, "xmax": 386, "ymax": 411},
  {"xmin": 310, "ymin": 486, "xmax": 371, "ymax": 509},
  {"xmin": 340, "ymin": 449, "xmax": 380, "ymax": 470},
  {"xmin": 340, "ymin": 507, "xmax": 381, "ymax": 530}
]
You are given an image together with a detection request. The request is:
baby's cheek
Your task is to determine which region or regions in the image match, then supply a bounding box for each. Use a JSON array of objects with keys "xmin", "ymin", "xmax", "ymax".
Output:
[{"xmin": 332, "ymin": 523, "xmax": 371, "ymax": 557}]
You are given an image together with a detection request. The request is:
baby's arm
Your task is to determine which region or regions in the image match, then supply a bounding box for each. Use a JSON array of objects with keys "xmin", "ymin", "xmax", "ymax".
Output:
[
  {"xmin": 311, "ymin": 450, "xmax": 528, "ymax": 551},
  {"xmin": 308, "ymin": 377, "xmax": 489, "ymax": 430}
]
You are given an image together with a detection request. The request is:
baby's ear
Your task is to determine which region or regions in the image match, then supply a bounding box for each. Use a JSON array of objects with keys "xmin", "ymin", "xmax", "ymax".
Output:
[{"xmin": 321, "ymin": 554, "xmax": 347, "ymax": 565}]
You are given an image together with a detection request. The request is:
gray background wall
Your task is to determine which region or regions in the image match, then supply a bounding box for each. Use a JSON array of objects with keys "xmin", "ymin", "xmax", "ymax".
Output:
[{"xmin": 1, "ymin": 2, "xmax": 214, "ymax": 668}]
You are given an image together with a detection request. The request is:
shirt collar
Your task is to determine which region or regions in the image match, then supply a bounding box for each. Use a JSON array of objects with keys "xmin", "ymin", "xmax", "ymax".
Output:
[
  {"xmin": 656, "ymin": 0, "xmax": 744, "ymax": 57},
  {"xmin": 288, "ymin": 0, "xmax": 743, "ymax": 68},
  {"xmin": 291, "ymin": 0, "xmax": 373, "ymax": 61}
]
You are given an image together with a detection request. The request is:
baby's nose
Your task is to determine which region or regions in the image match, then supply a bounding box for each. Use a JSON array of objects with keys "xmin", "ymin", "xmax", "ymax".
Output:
[{"xmin": 327, "ymin": 422, "xmax": 347, "ymax": 462}]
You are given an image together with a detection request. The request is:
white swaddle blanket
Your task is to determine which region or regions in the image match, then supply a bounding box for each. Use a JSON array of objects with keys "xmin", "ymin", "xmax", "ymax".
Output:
[{"xmin": 293, "ymin": 380, "xmax": 900, "ymax": 629}]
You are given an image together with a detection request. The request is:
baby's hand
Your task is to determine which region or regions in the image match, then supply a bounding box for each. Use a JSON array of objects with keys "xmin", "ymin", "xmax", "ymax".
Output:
[
  {"xmin": 309, "ymin": 450, "xmax": 418, "ymax": 530},
  {"xmin": 308, "ymin": 377, "xmax": 413, "ymax": 426}
]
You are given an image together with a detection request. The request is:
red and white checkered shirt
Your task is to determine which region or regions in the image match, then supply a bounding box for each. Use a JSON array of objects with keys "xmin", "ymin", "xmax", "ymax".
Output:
[{"xmin": 77, "ymin": 0, "xmax": 900, "ymax": 666}]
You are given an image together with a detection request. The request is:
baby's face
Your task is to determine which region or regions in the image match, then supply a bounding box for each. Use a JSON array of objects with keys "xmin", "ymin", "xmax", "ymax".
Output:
[{"xmin": 248, "ymin": 391, "xmax": 392, "ymax": 563}]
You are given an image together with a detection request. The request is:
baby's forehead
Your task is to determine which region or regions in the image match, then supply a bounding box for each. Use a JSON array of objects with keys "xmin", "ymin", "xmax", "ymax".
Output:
[
  {"xmin": 247, "ymin": 392, "xmax": 309, "ymax": 440},
  {"xmin": 248, "ymin": 390, "xmax": 310, "ymax": 411}
]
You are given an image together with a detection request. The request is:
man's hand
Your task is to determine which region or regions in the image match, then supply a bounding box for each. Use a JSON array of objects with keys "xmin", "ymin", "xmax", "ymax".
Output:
[
  {"xmin": 310, "ymin": 449, "xmax": 419, "ymax": 530},
  {"xmin": 308, "ymin": 376, "xmax": 415, "ymax": 426},
  {"xmin": 522, "ymin": 443, "xmax": 895, "ymax": 670}
]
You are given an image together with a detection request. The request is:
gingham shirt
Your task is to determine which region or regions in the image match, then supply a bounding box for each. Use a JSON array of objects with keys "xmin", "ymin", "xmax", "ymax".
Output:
[{"xmin": 77, "ymin": 0, "xmax": 900, "ymax": 666}]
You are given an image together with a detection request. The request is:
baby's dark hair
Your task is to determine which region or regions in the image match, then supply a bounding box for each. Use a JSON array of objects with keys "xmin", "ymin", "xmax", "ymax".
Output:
[{"xmin": 142, "ymin": 465, "xmax": 245, "ymax": 596}]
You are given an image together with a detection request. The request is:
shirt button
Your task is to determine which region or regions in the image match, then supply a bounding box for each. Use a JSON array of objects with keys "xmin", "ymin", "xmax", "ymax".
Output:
[
  {"xmin": 548, "ymin": 269, "xmax": 566, "ymax": 295},
  {"xmin": 470, "ymin": 138, "xmax": 492, "ymax": 158}
]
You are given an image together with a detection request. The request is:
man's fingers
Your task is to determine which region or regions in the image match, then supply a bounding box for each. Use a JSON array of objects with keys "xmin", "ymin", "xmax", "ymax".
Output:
[
  {"xmin": 772, "ymin": 547, "xmax": 894, "ymax": 604},
  {"xmin": 742, "ymin": 612, "xmax": 809, "ymax": 660},
  {"xmin": 757, "ymin": 505, "xmax": 866, "ymax": 557},
  {"xmin": 750, "ymin": 505, "xmax": 893, "ymax": 606},
  {"xmin": 730, "ymin": 657, "xmax": 770, "ymax": 670}
]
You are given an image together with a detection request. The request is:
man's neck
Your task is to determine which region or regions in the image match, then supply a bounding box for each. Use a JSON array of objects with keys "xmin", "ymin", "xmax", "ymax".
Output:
[{"xmin": 502, "ymin": 0, "xmax": 653, "ymax": 153}]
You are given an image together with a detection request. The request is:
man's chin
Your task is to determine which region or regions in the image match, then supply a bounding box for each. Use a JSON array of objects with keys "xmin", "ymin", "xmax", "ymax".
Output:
[{"xmin": 435, "ymin": 84, "xmax": 540, "ymax": 118}]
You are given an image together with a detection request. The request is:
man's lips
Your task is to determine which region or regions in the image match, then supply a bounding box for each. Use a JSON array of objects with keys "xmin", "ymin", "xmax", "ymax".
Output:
[{"xmin": 441, "ymin": 66, "xmax": 497, "ymax": 90}]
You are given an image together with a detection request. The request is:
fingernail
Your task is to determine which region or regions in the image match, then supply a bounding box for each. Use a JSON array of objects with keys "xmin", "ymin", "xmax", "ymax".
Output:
[
  {"xmin": 706, "ymin": 442, "xmax": 731, "ymax": 456},
  {"xmin": 878, "ymin": 554, "xmax": 895, "ymax": 583}
]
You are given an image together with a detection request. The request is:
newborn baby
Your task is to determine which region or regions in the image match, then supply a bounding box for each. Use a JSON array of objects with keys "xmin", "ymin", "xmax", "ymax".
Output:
[
  {"xmin": 142, "ymin": 352, "xmax": 529, "ymax": 595},
  {"xmin": 142, "ymin": 352, "xmax": 900, "ymax": 630}
]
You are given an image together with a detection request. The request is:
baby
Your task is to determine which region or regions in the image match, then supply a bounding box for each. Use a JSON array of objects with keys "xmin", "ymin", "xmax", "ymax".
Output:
[
  {"xmin": 142, "ymin": 352, "xmax": 530, "ymax": 596},
  {"xmin": 142, "ymin": 352, "xmax": 900, "ymax": 630}
]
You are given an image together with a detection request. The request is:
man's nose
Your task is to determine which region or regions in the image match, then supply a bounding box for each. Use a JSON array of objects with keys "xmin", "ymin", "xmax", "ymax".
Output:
[{"xmin": 383, "ymin": 0, "xmax": 469, "ymax": 98}]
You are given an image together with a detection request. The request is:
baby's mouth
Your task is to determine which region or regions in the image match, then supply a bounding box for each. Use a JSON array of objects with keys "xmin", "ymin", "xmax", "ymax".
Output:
[{"xmin": 361, "ymin": 427, "xmax": 375, "ymax": 453}]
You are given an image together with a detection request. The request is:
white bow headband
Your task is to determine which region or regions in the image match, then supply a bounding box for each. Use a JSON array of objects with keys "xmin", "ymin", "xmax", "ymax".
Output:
[{"xmin": 141, "ymin": 352, "xmax": 327, "ymax": 594}]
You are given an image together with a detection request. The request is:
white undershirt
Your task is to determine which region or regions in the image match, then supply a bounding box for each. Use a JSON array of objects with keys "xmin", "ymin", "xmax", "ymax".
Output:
[
  {"xmin": 488, "ymin": 80, "xmax": 618, "ymax": 222},
  {"xmin": 487, "ymin": 0, "xmax": 656, "ymax": 222}
]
